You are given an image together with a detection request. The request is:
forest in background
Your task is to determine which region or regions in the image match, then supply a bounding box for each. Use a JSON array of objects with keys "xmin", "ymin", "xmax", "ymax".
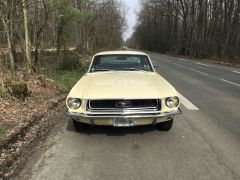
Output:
[
  {"xmin": 0, "ymin": 0, "xmax": 126, "ymax": 75},
  {"xmin": 127, "ymin": 0, "xmax": 240, "ymax": 64}
]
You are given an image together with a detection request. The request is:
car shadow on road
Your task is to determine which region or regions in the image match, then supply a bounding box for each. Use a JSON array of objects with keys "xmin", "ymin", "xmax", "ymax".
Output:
[{"xmin": 65, "ymin": 119, "xmax": 158, "ymax": 136}]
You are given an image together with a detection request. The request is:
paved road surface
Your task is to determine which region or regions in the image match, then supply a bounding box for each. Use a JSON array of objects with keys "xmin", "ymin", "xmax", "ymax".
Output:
[{"xmin": 17, "ymin": 51, "xmax": 240, "ymax": 180}]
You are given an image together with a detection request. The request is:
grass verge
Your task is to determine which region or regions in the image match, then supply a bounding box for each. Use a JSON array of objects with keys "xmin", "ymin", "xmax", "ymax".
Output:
[
  {"xmin": 47, "ymin": 68, "xmax": 85, "ymax": 92},
  {"xmin": 0, "ymin": 87, "xmax": 6, "ymax": 98},
  {"xmin": 0, "ymin": 127, "xmax": 6, "ymax": 139}
]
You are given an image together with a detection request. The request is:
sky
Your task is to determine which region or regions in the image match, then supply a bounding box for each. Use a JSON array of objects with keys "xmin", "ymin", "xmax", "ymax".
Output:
[{"xmin": 120, "ymin": 0, "xmax": 140, "ymax": 41}]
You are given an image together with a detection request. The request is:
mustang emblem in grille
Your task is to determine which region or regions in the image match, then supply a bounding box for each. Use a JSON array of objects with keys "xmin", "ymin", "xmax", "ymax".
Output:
[{"xmin": 117, "ymin": 100, "xmax": 132, "ymax": 108}]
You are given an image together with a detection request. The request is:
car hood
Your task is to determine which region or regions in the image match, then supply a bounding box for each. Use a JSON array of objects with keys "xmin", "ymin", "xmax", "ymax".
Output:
[{"xmin": 69, "ymin": 71, "xmax": 177, "ymax": 99}]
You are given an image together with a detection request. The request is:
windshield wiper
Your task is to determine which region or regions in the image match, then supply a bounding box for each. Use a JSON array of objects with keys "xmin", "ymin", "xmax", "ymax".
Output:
[
  {"xmin": 92, "ymin": 69, "xmax": 111, "ymax": 72},
  {"xmin": 122, "ymin": 68, "xmax": 145, "ymax": 72}
]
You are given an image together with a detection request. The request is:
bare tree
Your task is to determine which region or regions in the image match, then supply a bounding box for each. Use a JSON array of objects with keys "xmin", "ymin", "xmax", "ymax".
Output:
[
  {"xmin": 0, "ymin": 0, "xmax": 126, "ymax": 74},
  {"xmin": 0, "ymin": 0, "xmax": 18, "ymax": 75},
  {"xmin": 21, "ymin": 0, "xmax": 32, "ymax": 73},
  {"xmin": 129, "ymin": 0, "xmax": 240, "ymax": 63}
]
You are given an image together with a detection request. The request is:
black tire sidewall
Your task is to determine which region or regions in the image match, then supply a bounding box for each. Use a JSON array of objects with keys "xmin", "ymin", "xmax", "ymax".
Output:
[
  {"xmin": 156, "ymin": 119, "xmax": 173, "ymax": 131},
  {"xmin": 72, "ymin": 119, "xmax": 89, "ymax": 131}
]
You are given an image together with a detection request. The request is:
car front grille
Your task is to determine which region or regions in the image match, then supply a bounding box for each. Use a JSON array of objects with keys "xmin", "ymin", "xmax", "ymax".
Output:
[{"xmin": 87, "ymin": 99, "xmax": 161, "ymax": 112}]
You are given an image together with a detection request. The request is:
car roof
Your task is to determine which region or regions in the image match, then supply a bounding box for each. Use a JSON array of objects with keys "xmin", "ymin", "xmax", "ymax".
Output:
[{"xmin": 94, "ymin": 50, "xmax": 148, "ymax": 56}]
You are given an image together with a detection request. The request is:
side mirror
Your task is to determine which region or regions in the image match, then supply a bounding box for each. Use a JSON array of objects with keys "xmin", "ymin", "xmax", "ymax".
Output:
[{"xmin": 154, "ymin": 65, "xmax": 159, "ymax": 71}]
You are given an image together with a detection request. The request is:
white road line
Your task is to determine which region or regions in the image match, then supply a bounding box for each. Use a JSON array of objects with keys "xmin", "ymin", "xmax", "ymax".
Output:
[
  {"xmin": 233, "ymin": 71, "xmax": 240, "ymax": 74},
  {"xmin": 173, "ymin": 63, "xmax": 184, "ymax": 68},
  {"xmin": 220, "ymin": 79, "xmax": 240, "ymax": 87},
  {"xmin": 177, "ymin": 58, "xmax": 187, "ymax": 62},
  {"xmin": 178, "ymin": 92, "xmax": 199, "ymax": 111},
  {"xmin": 190, "ymin": 68, "xmax": 209, "ymax": 76},
  {"xmin": 197, "ymin": 63, "xmax": 210, "ymax": 67}
]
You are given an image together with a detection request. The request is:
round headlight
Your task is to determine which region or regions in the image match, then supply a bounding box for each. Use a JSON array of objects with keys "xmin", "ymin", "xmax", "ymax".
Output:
[
  {"xmin": 166, "ymin": 97, "xmax": 179, "ymax": 108},
  {"xmin": 67, "ymin": 98, "xmax": 81, "ymax": 109}
]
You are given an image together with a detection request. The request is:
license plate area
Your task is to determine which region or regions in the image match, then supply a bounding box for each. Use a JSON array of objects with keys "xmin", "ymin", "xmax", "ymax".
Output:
[{"xmin": 113, "ymin": 118, "xmax": 134, "ymax": 127}]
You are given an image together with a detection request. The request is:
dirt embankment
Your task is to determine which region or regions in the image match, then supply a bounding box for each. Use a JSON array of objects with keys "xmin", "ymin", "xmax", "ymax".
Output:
[{"xmin": 0, "ymin": 72, "xmax": 66, "ymax": 179}]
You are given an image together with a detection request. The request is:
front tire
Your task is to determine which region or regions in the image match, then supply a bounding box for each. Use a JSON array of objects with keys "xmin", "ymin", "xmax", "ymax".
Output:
[
  {"xmin": 156, "ymin": 119, "xmax": 173, "ymax": 131},
  {"xmin": 72, "ymin": 119, "xmax": 89, "ymax": 131}
]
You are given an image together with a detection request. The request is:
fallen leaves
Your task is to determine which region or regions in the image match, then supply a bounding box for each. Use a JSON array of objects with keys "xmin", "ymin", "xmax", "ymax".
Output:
[
  {"xmin": 0, "ymin": 70, "xmax": 67, "ymax": 178},
  {"xmin": 0, "ymin": 71, "xmax": 60, "ymax": 140}
]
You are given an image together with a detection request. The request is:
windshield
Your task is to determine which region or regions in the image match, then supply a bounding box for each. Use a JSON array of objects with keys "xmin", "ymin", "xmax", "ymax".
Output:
[{"xmin": 89, "ymin": 55, "xmax": 154, "ymax": 72}]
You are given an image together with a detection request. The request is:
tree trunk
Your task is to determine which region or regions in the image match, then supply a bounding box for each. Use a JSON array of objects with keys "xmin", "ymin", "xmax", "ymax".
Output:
[
  {"xmin": 56, "ymin": 17, "xmax": 64, "ymax": 56},
  {"xmin": 22, "ymin": 0, "xmax": 32, "ymax": 73},
  {"xmin": 2, "ymin": 18, "xmax": 15, "ymax": 76}
]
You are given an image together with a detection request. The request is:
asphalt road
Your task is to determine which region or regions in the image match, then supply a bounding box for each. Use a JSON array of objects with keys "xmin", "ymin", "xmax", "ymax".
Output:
[{"xmin": 17, "ymin": 51, "xmax": 240, "ymax": 180}]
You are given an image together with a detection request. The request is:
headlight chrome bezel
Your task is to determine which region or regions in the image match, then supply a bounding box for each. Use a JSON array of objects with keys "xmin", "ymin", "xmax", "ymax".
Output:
[
  {"xmin": 165, "ymin": 96, "xmax": 180, "ymax": 108},
  {"xmin": 67, "ymin": 98, "xmax": 81, "ymax": 109}
]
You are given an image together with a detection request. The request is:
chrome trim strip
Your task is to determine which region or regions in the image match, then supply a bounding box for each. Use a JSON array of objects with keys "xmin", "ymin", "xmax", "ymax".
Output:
[
  {"xmin": 84, "ymin": 109, "xmax": 162, "ymax": 115},
  {"xmin": 66, "ymin": 109, "xmax": 182, "ymax": 119}
]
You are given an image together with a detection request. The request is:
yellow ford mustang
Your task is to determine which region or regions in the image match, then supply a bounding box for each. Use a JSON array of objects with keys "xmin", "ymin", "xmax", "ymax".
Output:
[{"xmin": 66, "ymin": 51, "xmax": 182, "ymax": 131}]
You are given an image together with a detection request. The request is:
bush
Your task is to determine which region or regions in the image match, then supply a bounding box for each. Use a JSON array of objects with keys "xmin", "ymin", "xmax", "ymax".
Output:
[
  {"xmin": 58, "ymin": 51, "xmax": 81, "ymax": 71},
  {"xmin": 6, "ymin": 80, "xmax": 29, "ymax": 100}
]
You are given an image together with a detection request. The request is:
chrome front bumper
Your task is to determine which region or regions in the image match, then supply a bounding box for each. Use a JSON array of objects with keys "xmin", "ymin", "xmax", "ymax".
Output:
[{"xmin": 65, "ymin": 109, "xmax": 182, "ymax": 119}]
